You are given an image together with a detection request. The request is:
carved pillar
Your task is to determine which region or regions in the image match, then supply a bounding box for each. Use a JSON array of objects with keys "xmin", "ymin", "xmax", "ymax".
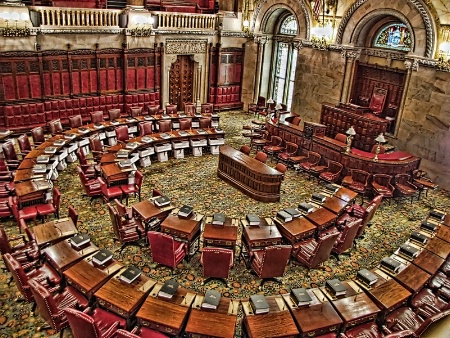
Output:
[
  {"xmin": 340, "ymin": 49, "xmax": 360, "ymax": 103},
  {"xmin": 396, "ymin": 58, "xmax": 418, "ymax": 136},
  {"xmin": 253, "ymin": 36, "xmax": 266, "ymax": 103}
]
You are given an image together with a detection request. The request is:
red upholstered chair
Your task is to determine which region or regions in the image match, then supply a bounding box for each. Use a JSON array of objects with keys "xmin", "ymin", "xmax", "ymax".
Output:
[
  {"xmin": 76, "ymin": 149, "xmax": 100, "ymax": 179},
  {"xmin": 385, "ymin": 306, "xmax": 450, "ymax": 337},
  {"xmin": 263, "ymin": 136, "xmax": 284, "ymax": 161},
  {"xmin": 412, "ymin": 169, "xmax": 437, "ymax": 200},
  {"xmin": 147, "ymin": 231, "xmax": 187, "ymax": 269},
  {"xmin": 2, "ymin": 141, "xmax": 21, "ymax": 169},
  {"xmin": 107, "ymin": 203, "xmax": 144, "ymax": 252},
  {"xmin": 201, "ymin": 247, "xmax": 234, "ymax": 285},
  {"xmin": 65, "ymin": 307, "xmax": 126, "ymax": 338},
  {"xmin": 251, "ymin": 245, "xmax": 292, "ymax": 287},
  {"xmin": 239, "ymin": 145, "xmax": 251, "ymax": 156},
  {"xmin": 31, "ymin": 126, "xmax": 46, "ymax": 146},
  {"xmin": 410, "ymin": 287, "xmax": 450, "ymax": 318},
  {"xmin": 372, "ymin": 174, "xmax": 395, "ymax": 204},
  {"xmin": 341, "ymin": 322, "xmax": 414, "ymax": 338},
  {"xmin": 274, "ymin": 163, "xmax": 287, "ymax": 179},
  {"xmin": 179, "ymin": 118, "xmax": 192, "ymax": 130},
  {"xmin": 17, "ymin": 134, "xmax": 33, "ymax": 156},
  {"xmin": 199, "ymin": 117, "xmax": 211, "ymax": 129},
  {"xmin": 147, "ymin": 105, "xmax": 161, "ymax": 116},
  {"xmin": 157, "ymin": 120, "xmax": 172, "ymax": 133},
  {"xmin": 115, "ymin": 125, "xmax": 130, "ymax": 144},
  {"xmin": 292, "ymin": 230, "xmax": 340, "ymax": 269},
  {"xmin": 120, "ymin": 170, "xmax": 143, "ymax": 205},
  {"xmin": 76, "ymin": 166, "xmax": 102, "ymax": 202},
  {"xmin": 48, "ymin": 119, "xmax": 64, "ymax": 135},
  {"xmin": 28, "ymin": 278, "xmax": 89, "ymax": 335},
  {"xmin": 334, "ymin": 133, "xmax": 347, "ymax": 143},
  {"xmin": 369, "ymin": 87, "xmax": 388, "ymax": 117},
  {"xmin": 3, "ymin": 253, "xmax": 61, "ymax": 309},
  {"xmin": 331, "ymin": 218, "xmax": 362, "ymax": 259},
  {"xmin": 139, "ymin": 121, "xmax": 153, "ymax": 136},
  {"xmin": 115, "ymin": 327, "xmax": 169, "ymax": 338},
  {"xmin": 290, "ymin": 147, "xmax": 309, "ymax": 168},
  {"xmin": 68, "ymin": 206, "xmax": 78, "ymax": 228},
  {"xmin": 130, "ymin": 106, "xmax": 143, "ymax": 117},
  {"xmin": 319, "ymin": 160, "xmax": 343, "ymax": 184},
  {"xmin": 165, "ymin": 104, "xmax": 177, "ymax": 115},
  {"xmin": 90, "ymin": 111, "xmax": 104, "ymax": 124},
  {"xmin": 89, "ymin": 134, "xmax": 109, "ymax": 162},
  {"xmin": 277, "ymin": 142, "xmax": 298, "ymax": 167},
  {"xmin": 255, "ymin": 151, "xmax": 268, "ymax": 164},
  {"xmin": 108, "ymin": 108, "xmax": 121, "ymax": 121},
  {"xmin": 69, "ymin": 115, "xmax": 83, "ymax": 129},
  {"xmin": 394, "ymin": 174, "xmax": 418, "ymax": 203},
  {"xmin": 0, "ymin": 225, "xmax": 40, "ymax": 268},
  {"xmin": 36, "ymin": 186, "xmax": 61, "ymax": 221},
  {"xmin": 201, "ymin": 103, "xmax": 213, "ymax": 114},
  {"xmin": 251, "ymin": 130, "xmax": 270, "ymax": 151},
  {"xmin": 342, "ymin": 169, "xmax": 371, "ymax": 203},
  {"xmin": 248, "ymin": 96, "xmax": 266, "ymax": 116},
  {"xmin": 183, "ymin": 102, "xmax": 196, "ymax": 115},
  {"xmin": 0, "ymin": 197, "xmax": 12, "ymax": 219},
  {"xmin": 9, "ymin": 196, "xmax": 38, "ymax": 226},
  {"xmin": 98, "ymin": 177, "xmax": 123, "ymax": 203},
  {"xmin": 291, "ymin": 116, "xmax": 302, "ymax": 126},
  {"xmin": 297, "ymin": 151, "xmax": 321, "ymax": 179}
]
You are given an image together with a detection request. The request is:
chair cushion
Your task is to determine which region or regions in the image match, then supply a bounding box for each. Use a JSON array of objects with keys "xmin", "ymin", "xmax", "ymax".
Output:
[
  {"xmin": 36, "ymin": 203, "xmax": 56, "ymax": 216},
  {"xmin": 19, "ymin": 206, "xmax": 38, "ymax": 219},
  {"xmin": 396, "ymin": 184, "xmax": 415, "ymax": 194},
  {"xmin": 92, "ymin": 307, "xmax": 126, "ymax": 333}
]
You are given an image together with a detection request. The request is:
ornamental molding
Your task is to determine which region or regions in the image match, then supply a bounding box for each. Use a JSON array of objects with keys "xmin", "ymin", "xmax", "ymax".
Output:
[
  {"xmin": 165, "ymin": 39, "xmax": 207, "ymax": 54},
  {"xmin": 38, "ymin": 28, "xmax": 123, "ymax": 35},
  {"xmin": 341, "ymin": 49, "xmax": 361, "ymax": 59},
  {"xmin": 156, "ymin": 29, "xmax": 217, "ymax": 36},
  {"xmin": 364, "ymin": 49, "xmax": 406, "ymax": 60},
  {"xmin": 220, "ymin": 31, "xmax": 247, "ymax": 38}
]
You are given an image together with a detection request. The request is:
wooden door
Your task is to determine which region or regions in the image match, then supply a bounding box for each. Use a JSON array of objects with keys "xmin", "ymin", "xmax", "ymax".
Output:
[{"xmin": 169, "ymin": 55, "xmax": 194, "ymax": 110}]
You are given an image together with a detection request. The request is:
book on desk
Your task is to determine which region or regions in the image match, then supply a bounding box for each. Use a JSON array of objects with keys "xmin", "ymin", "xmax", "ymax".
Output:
[
  {"xmin": 311, "ymin": 192, "xmax": 327, "ymax": 203},
  {"xmin": 118, "ymin": 159, "xmax": 132, "ymax": 168},
  {"xmin": 246, "ymin": 214, "xmax": 261, "ymax": 226},
  {"xmin": 141, "ymin": 136, "xmax": 153, "ymax": 143},
  {"xmin": 53, "ymin": 139, "xmax": 66, "ymax": 147},
  {"xmin": 250, "ymin": 294, "xmax": 269, "ymax": 314},
  {"xmin": 93, "ymin": 123, "xmax": 105, "ymax": 129},
  {"xmin": 64, "ymin": 133, "xmax": 77, "ymax": 140},
  {"xmin": 284, "ymin": 208, "xmax": 301, "ymax": 218},
  {"xmin": 212, "ymin": 213, "xmax": 226, "ymax": 226},
  {"xmin": 158, "ymin": 279, "xmax": 179, "ymax": 299},
  {"xmin": 324, "ymin": 183, "xmax": 340, "ymax": 194},
  {"xmin": 276, "ymin": 210, "xmax": 292, "ymax": 223},
  {"xmin": 429, "ymin": 209, "xmax": 445, "ymax": 222},
  {"xmin": 160, "ymin": 133, "xmax": 172, "ymax": 139},
  {"xmin": 380, "ymin": 256, "xmax": 402, "ymax": 274},
  {"xmin": 326, "ymin": 279, "xmax": 346, "ymax": 297},
  {"xmin": 32, "ymin": 179, "xmax": 51, "ymax": 191},
  {"xmin": 421, "ymin": 220, "xmax": 438, "ymax": 233},
  {"xmin": 298, "ymin": 202, "xmax": 315, "ymax": 214},
  {"xmin": 202, "ymin": 290, "xmax": 221, "ymax": 309},
  {"xmin": 116, "ymin": 149, "xmax": 130, "ymax": 158},
  {"xmin": 178, "ymin": 205, "xmax": 193, "ymax": 218},
  {"xmin": 398, "ymin": 243, "xmax": 420, "ymax": 259},
  {"xmin": 126, "ymin": 142, "xmax": 140, "ymax": 150},
  {"xmin": 410, "ymin": 231, "xmax": 428, "ymax": 245},
  {"xmin": 119, "ymin": 266, "xmax": 141, "ymax": 284},
  {"xmin": 92, "ymin": 249, "xmax": 114, "ymax": 266},
  {"xmin": 356, "ymin": 269, "xmax": 378, "ymax": 287},
  {"xmin": 45, "ymin": 146, "xmax": 58, "ymax": 154},
  {"xmin": 37, "ymin": 155, "xmax": 51, "ymax": 164},
  {"xmin": 154, "ymin": 196, "xmax": 170, "ymax": 207},
  {"xmin": 33, "ymin": 164, "xmax": 47, "ymax": 174},
  {"xmin": 290, "ymin": 288, "xmax": 312, "ymax": 306},
  {"xmin": 70, "ymin": 233, "xmax": 90, "ymax": 249}
]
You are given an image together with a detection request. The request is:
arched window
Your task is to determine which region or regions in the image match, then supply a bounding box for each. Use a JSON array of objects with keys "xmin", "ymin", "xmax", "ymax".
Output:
[
  {"xmin": 272, "ymin": 15, "xmax": 298, "ymax": 109},
  {"xmin": 373, "ymin": 23, "xmax": 412, "ymax": 52}
]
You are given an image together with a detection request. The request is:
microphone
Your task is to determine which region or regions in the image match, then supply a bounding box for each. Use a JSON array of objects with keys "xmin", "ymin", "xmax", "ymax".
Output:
[{"xmin": 54, "ymin": 226, "xmax": 63, "ymax": 235}]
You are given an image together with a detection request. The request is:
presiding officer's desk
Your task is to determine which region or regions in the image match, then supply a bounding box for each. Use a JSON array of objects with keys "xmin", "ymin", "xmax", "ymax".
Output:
[{"xmin": 217, "ymin": 144, "xmax": 283, "ymax": 202}]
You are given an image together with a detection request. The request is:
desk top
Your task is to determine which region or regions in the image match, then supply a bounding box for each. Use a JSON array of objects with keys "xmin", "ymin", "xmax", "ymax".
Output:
[
  {"xmin": 274, "ymin": 216, "xmax": 316, "ymax": 242},
  {"xmin": 161, "ymin": 212, "xmax": 204, "ymax": 238},
  {"xmin": 321, "ymin": 196, "xmax": 349, "ymax": 215},
  {"xmin": 392, "ymin": 263, "xmax": 431, "ymax": 293},
  {"xmin": 413, "ymin": 249, "xmax": 445, "ymax": 275},
  {"xmin": 365, "ymin": 278, "xmax": 411, "ymax": 311},
  {"xmin": 305, "ymin": 207, "xmax": 337, "ymax": 229},
  {"xmin": 184, "ymin": 295, "xmax": 238, "ymax": 338},
  {"xmin": 242, "ymin": 222, "xmax": 282, "ymax": 245},
  {"xmin": 243, "ymin": 296, "xmax": 299, "ymax": 338},
  {"xmin": 132, "ymin": 199, "xmax": 175, "ymax": 222},
  {"xmin": 436, "ymin": 224, "xmax": 450, "ymax": 243},
  {"xmin": 43, "ymin": 239, "xmax": 99, "ymax": 272},
  {"xmin": 33, "ymin": 218, "xmax": 78, "ymax": 246},
  {"xmin": 95, "ymin": 268, "xmax": 155, "ymax": 318},
  {"xmin": 203, "ymin": 217, "xmax": 239, "ymax": 242},
  {"xmin": 425, "ymin": 236, "xmax": 450, "ymax": 259},
  {"xmin": 15, "ymin": 180, "xmax": 50, "ymax": 198}
]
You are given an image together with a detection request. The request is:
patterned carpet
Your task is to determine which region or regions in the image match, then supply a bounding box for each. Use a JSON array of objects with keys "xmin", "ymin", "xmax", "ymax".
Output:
[{"xmin": 0, "ymin": 110, "xmax": 449, "ymax": 337}]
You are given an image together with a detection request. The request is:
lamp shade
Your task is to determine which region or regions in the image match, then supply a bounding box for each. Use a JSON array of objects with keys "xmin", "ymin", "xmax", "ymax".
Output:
[
  {"xmin": 275, "ymin": 103, "xmax": 283, "ymax": 110},
  {"xmin": 243, "ymin": 20, "xmax": 249, "ymax": 28},
  {"xmin": 267, "ymin": 98, "xmax": 274, "ymax": 104},
  {"xmin": 375, "ymin": 133, "xmax": 386, "ymax": 143},
  {"xmin": 346, "ymin": 126, "xmax": 356, "ymax": 136}
]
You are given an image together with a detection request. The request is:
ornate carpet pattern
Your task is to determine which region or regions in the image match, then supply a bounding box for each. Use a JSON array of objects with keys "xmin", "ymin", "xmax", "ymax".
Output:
[{"xmin": 0, "ymin": 111, "xmax": 449, "ymax": 337}]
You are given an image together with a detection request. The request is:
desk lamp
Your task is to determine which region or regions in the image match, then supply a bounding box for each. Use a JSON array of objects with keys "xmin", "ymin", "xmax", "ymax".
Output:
[
  {"xmin": 373, "ymin": 133, "xmax": 386, "ymax": 162},
  {"xmin": 275, "ymin": 103, "xmax": 283, "ymax": 124},
  {"xmin": 345, "ymin": 126, "xmax": 356, "ymax": 154}
]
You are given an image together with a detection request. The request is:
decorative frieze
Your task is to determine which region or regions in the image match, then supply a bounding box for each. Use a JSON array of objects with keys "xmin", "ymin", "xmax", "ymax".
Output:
[{"xmin": 166, "ymin": 39, "xmax": 207, "ymax": 54}]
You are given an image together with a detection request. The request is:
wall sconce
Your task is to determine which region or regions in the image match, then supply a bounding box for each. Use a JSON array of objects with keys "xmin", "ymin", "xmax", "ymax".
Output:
[
  {"xmin": 0, "ymin": 11, "xmax": 31, "ymax": 37},
  {"xmin": 345, "ymin": 126, "xmax": 356, "ymax": 154},
  {"xmin": 373, "ymin": 133, "xmax": 386, "ymax": 162},
  {"xmin": 130, "ymin": 15, "xmax": 154, "ymax": 37},
  {"xmin": 311, "ymin": 22, "xmax": 333, "ymax": 50}
]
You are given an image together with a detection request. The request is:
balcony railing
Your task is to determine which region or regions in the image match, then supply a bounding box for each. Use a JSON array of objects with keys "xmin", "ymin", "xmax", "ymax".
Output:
[{"xmin": 154, "ymin": 12, "xmax": 216, "ymax": 30}]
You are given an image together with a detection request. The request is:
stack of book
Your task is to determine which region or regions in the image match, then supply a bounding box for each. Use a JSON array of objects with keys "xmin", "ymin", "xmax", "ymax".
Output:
[
  {"xmin": 178, "ymin": 205, "xmax": 193, "ymax": 218},
  {"xmin": 78, "ymin": 127, "xmax": 90, "ymax": 133},
  {"xmin": 116, "ymin": 149, "xmax": 129, "ymax": 158},
  {"xmin": 201, "ymin": 290, "xmax": 221, "ymax": 309},
  {"xmin": 118, "ymin": 159, "xmax": 132, "ymax": 168},
  {"xmin": 70, "ymin": 233, "xmax": 90, "ymax": 249},
  {"xmin": 154, "ymin": 196, "xmax": 170, "ymax": 207},
  {"xmin": 32, "ymin": 180, "xmax": 50, "ymax": 191},
  {"xmin": 144, "ymin": 116, "xmax": 154, "ymax": 121},
  {"xmin": 32, "ymin": 164, "xmax": 47, "ymax": 174},
  {"xmin": 429, "ymin": 209, "xmax": 445, "ymax": 222},
  {"xmin": 64, "ymin": 133, "xmax": 77, "ymax": 140},
  {"xmin": 197, "ymin": 129, "xmax": 207, "ymax": 135},
  {"xmin": 398, "ymin": 243, "xmax": 420, "ymax": 259},
  {"xmin": 290, "ymin": 288, "xmax": 312, "ymax": 307},
  {"xmin": 160, "ymin": 133, "xmax": 171, "ymax": 139},
  {"xmin": 276, "ymin": 210, "xmax": 292, "ymax": 223},
  {"xmin": 93, "ymin": 123, "xmax": 104, "ymax": 129},
  {"xmin": 380, "ymin": 256, "xmax": 402, "ymax": 274},
  {"xmin": 119, "ymin": 266, "xmax": 141, "ymax": 284},
  {"xmin": 410, "ymin": 231, "xmax": 428, "ymax": 245},
  {"xmin": 250, "ymin": 294, "xmax": 269, "ymax": 314},
  {"xmin": 126, "ymin": 142, "xmax": 140, "ymax": 150},
  {"xmin": 356, "ymin": 269, "xmax": 378, "ymax": 287},
  {"xmin": 178, "ymin": 130, "xmax": 189, "ymax": 137},
  {"xmin": 141, "ymin": 136, "xmax": 153, "ymax": 143},
  {"xmin": 158, "ymin": 279, "xmax": 179, "ymax": 299},
  {"xmin": 45, "ymin": 147, "xmax": 58, "ymax": 154},
  {"xmin": 110, "ymin": 120, "xmax": 120, "ymax": 125},
  {"xmin": 126, "ymin": 117, "xmax": 137, "ymax": 122},
  {"xmin": 325, "ymin": 279, "xmax": 346, "ymax": 297},
  {"xmin": 298, "ymin": 202, "xmax": 314, "ymax": 214},
  {"xmin": 324, "ymin": 183, "xmax": 340, "ymax": 194},
  {"xmin": 246, "ymin": 214, "xmax": 260, "ymax": 226},
  {"xmin": 212, "ymin": 213, "xmax": 226, "ymax": 225},
  {"xmin": 37, "ymin": 155, "xmax": 50, "ymax": 163},
  {"xmin": 284, "ymin": 208, "xmax": 301, "ymax": 218},
  {"xmin": 53, "ymin": 139, "xmax": 66, "ymax": 147},
  {"xmin": 92, "ymin": 249, "xmax": 113, "ymax": 266},
  {"xmin": 421, "ymin": 220, "xmax": 438, "ymax": 233},
  {"xmin": 311, "ymin": 193, "xmax": 327, "ymax": 203}
]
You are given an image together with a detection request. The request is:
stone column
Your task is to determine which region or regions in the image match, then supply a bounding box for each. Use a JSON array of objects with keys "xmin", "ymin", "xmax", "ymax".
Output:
[
  {"xmin": 127, "ymin": 0, "xmax": 144, "ymax": 7},
  {"xmin": 340, "ymin": 49, "xmax": 360, "ymax": 103},
  {"xmin": 253, "ymin": 36, "xmax": 266, "ymax": 103}
]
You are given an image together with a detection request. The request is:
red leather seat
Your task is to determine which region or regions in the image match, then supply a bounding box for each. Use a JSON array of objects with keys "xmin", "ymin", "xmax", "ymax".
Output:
[
  {"xmin": 98, "ymin": 177, "xmax": 123, "ymax": 203},
  {"xmin": 201, "ymin": 103, "xmax": 213, "ymax": 114},
  {"xmin": 331, "ymin": 218, "xmax": 362, "ymax": 258},
  {"xmin": 372, "ymin": 174, "xmax": 394, "ymax": 203},
  {"xmin": 293, "ymin": 230, "xmax": 340, "ymax": 269},
  {"xmin": 48, "ymin": 119, "xmax": 64, "ymax": 135},
  {"xmin": 166, "ymin": 104, "xmax": 177, "ymax": 115},
  {"xmin": 120, "ymin": 170, "xmax": 143, "ymax": 205},
  {"xmin": 319, "ymin": 160, "xmax": 343, "ymax": 184},
  {"xmin": 251, "ymin": 245, "xmax": 292, "ymax": 287},
  {"xmin": 36, "ymin": 186, "xmax": 61, "ymax": 220},
  {"xmin": 115, "ymin": 125, "xmax": 130, "ymax": 143},
  {"xmin": 139, "ymin": 121, "xmax": 153, "ymax": 136},
  {"xmin": 201, "ymin": 247, "xmax": 234, "ymax": 285},
  {"xmin": 410, "ymin": 287, "xmax": 450, "ymax": 318},
  {"xmin": 147, "ymin": 231, "xmax": 187, "ymax": 269},
  {"xmin": 240, "ymin": 145, "xmax": 251, "ymax": 155},
  {"xmin": 184, "ymin": 102, "xmax": 196, "ymax": 115},
  {"xmin": 255, "ymin": 151, "xmax": 268, "ymax": 163},
  {"xmin": 9, "ymin": 196, "xmax": 38, "ymax": 226},
  {"xmin": 69, "ymin": 115, "xmax": 83, "ymax": 128},
  {"xmin": 107, "ymin": 203, "xmax": 144, "ymax": 252},
  {"xmin": 0, "ymin": 225, "xmax": 40, "ymax": 268},
  {"xmin": 179, "ymin": 118, "xmax": 192, "ymax": 130},
  {"xmin": 90, "ymin": 111, "xmax": 104, "ymax": 124},
  {"xmin": 17, "ymin": 134, "xmax": 33, "ymax": 156},
  {"xmin": 277, "ymin": 142, "xmax": 298, "ymax": 167},
  {"xmin": 158, "ymin": 120, "xmax": 172, "ymax": 133},
  {"xmin": 342, "ymin": 169, "xmax": 371, "ymax": 203},
  {"xmin": 76, "ymin": 166, "xmax": 102, "ymax": 202},
  {"xmin": 297, "ymin": 151, "xmax": 321, "ymax": 179},
  {"xmin": 263, "ymin": 136, "xmax": 284, "ymax": 161},
  {"xmin": 31, "ymin": 126, "xmax": 46, "ymax": 146},
  {"xmin": 108, "ymin": 108, "xmax": 121, "ymax": 121},
  {"xmin": 341, "ymin": 321, "xmax": 414, "ymax": 338},
  {"xmin": 394, "ymin": 174, "xmax": 418, "ymax": 203}
]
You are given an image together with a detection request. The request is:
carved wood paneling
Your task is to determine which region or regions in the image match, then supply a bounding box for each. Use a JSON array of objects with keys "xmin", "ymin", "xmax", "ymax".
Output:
[{"xmin": 169, "ymin": 55, "xmax": 194, "ymax": 110}]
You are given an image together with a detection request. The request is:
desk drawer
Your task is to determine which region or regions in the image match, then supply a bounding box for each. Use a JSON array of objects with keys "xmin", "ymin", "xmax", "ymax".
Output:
[
  {"xmin": 204, "ymin": 239, "xmax": 235, "ymax": 247},
  {"xmin": 65, "ymin": 277, "xmax": 88, "ymax": 295},
  {"xmin": 346, "ymin": 314, "xmax": 376, "ymax": 329},
  {"xmin": 97, "ymin": 299, "xmax": 130, "ymax": 318},
  {"xmin": 138, "ymin": 319, "xmax": 180, "ymax": 335},
  {"xmin": 162, "ymin": 228, "xmax": 188, "ymax": 240},
  {"xmin": 250, "ymin": 239, "xmax": 281, "ymax": 248},
  {"xmin": 301, "ymin": 324, "xmax": 341, "ymax": 337}
]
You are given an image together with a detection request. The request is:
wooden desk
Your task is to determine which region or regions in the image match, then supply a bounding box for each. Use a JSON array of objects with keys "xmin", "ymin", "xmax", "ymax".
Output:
[
  {"xmin": 391, "ymin": 262, "xmax": 431, "ymax": 294},
  {"xmin": 14, "ymin": 180, "xmax": 48, "ymax": 207},
  {"xmin": 443, "ymin": 214, "xmax": 450, "ymax": 227},
  {"xmin": 413, "ymin": 249, "xmax": 445, "ymax": 275},
  {"xmin": 95, "ymin": 267, "xmax": 155, "ymax": 328},
  {"xmin": 132, "ymin": 199, "xmax": 175, "ymax": 227},
  {"xmin": 42, "ymin": 239, "xmax": 99, "ymax": 273},
  {"xmin": 283, "ymin": 288, "xmax": 343, "ymax": 337},
  {"xmin": 305, "ymin": 207, "xmax": 337, "ymax": 231},
  {"xmin": 322, "ymin": 281, "xmax": 380, "ymax": 331},
  {"xmin": 136, "ymin": 283, "xmax": 195, "ymax": 337},
  {"xmin": 365, "ymin": 278, "xmax": 411, "ymax": 317},
  {"xmin": 160, "ymin": 211, "xmax": 203, "ymax": 261},
  {"xmin": 326, "ymin": 186, "xmax": 359, "ymax": 203},
  {"xmin": 274, "ymin": 216, "xmax": 316, "ymax": 245},
  {"xmin": 436, "ymin": 224, "xmax": 450, "ymax": 243},
  {"xmin": 217, "ymin": 145, "xmax": 283, "ymax": 202},
  {"xmin": 63, "ymin": 254, "xmax": 123, "ymax": 299},
  {"xmin": 243, "ymin": 295, "xmax": 299, "ymax": 338},
  {"xmin": 321, "ymin": 196, "xmax": 349, "ymax": 215},
  {"xmin": 184, "ymin": 295, "xmax": 239, "ymax": 338},
  {"xmin": 425, "ymin": 236, "xmax": 450, "ymax": 259},
  {"xmin": 203, "ymin": 216, "xmax": 239, "ymax": 253},
  {"xmin": 101, "ymin": 163, "xmax": 134, "ymax": 186},
  {"xmin": 32, "ymin": 217, "xmax": 78, "ymax": 247}
]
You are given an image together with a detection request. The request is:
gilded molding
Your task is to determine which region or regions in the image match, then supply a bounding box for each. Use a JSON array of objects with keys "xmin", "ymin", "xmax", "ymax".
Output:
[{"xmin": 165, "ymin": 39, "xmax": 207, "ymax": 54}]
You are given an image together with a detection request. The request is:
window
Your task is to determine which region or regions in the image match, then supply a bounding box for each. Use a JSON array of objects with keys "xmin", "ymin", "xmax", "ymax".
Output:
[{"xmin": 373, "ymin": 23, "xmax": 411, "ymax": 52}]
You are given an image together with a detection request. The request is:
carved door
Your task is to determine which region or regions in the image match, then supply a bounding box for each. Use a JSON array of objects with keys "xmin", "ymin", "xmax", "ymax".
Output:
[{"xmin": 169, "ymin": 55, "xmax": 194, "ymax": 110}]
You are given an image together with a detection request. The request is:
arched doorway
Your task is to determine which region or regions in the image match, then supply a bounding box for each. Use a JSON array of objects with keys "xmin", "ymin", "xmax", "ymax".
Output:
[{"xmin": 169, "ymin": 55, "xmax": 195, "ymax": 110}]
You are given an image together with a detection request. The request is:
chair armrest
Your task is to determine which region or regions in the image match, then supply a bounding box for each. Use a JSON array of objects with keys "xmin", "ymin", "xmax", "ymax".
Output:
[{"xmin": 416, "ymin": 309, "xmax": 450, "ymax": 336}]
